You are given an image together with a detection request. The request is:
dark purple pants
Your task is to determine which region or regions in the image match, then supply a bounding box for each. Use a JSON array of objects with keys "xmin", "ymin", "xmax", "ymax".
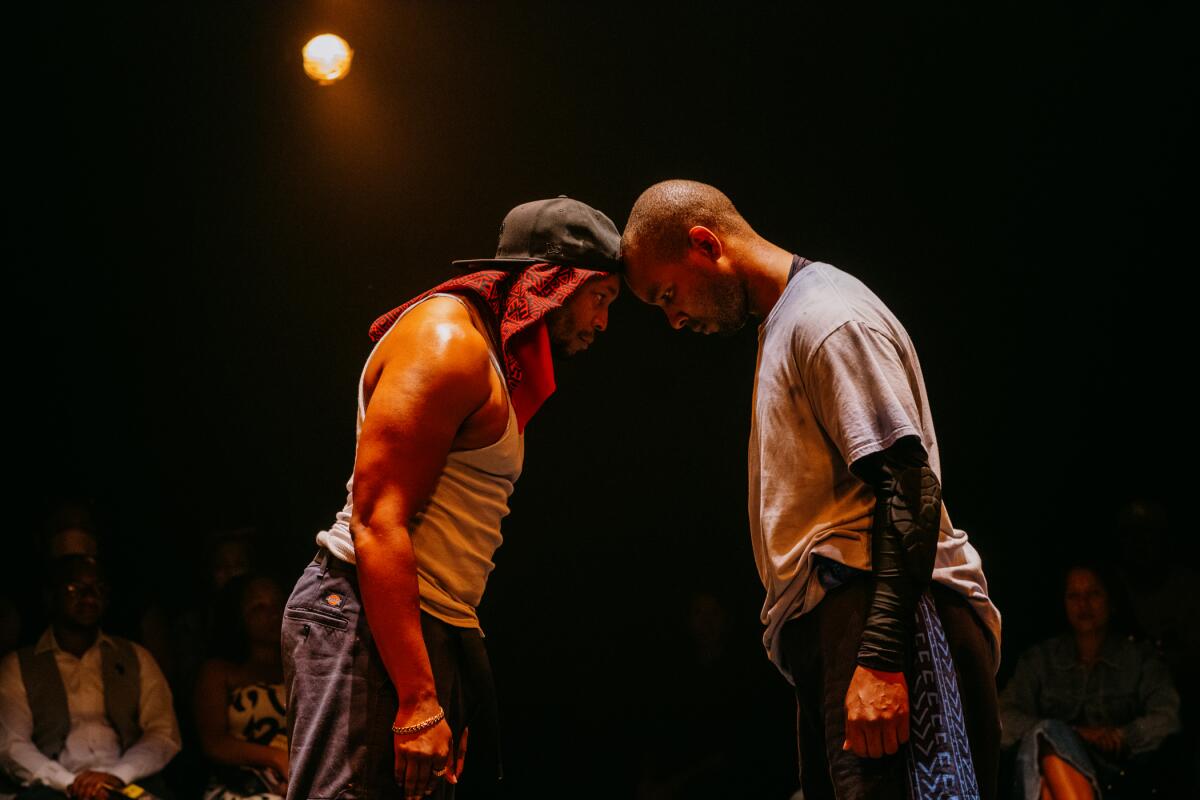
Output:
[
  {"xmin": 282, "ymin": 551, "xmax": 499, "ymax": 800},
  {"xmin": 780, "ymin": 579, "xmax": 1000, "ymax": 800}
]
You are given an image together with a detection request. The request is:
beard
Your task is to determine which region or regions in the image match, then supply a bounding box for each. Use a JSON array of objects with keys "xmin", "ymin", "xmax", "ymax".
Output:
[
  {"xmin": 545, "ymin": 307, "xmax": 580, "ymax": 359},
  {"xmin": 703, "ymin": 272, "xmax": 750, "ymax": 335}
]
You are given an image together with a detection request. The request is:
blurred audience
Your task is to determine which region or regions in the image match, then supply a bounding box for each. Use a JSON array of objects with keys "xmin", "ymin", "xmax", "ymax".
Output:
[
  {"xmin": 999, "ymin": 563, "xmax": 1180, "ymax": 799},
  {"xmin": 7, "ymin": 502, "xmax": 1193, "ymax": 800},
  {"xmin": 0, "ymin": 556, "xmax": 181, "ymax": 799},
  {"xmin": 171, "ymin": 529, "xmax": 262, "ymax": 697},
  {"xmin": 204, "ymin": 534, "xmax": 256, "ymax": 595},
  {"xmin": 193, "ymin": 575, "xmax": 288, "ymax": 800},
  {"xmin": 11, "ymin": 506, "xmax": 175, "ymax": 682},
  {"xmin": 44, "ymin": 529, "xmax": 98, "ymax": 562}
]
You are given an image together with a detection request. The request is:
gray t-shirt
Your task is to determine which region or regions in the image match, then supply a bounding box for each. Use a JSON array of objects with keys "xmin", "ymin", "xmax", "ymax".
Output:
[{"xmin": 749, "ymin": 261, "xmax": 1001, "ymax": 681}]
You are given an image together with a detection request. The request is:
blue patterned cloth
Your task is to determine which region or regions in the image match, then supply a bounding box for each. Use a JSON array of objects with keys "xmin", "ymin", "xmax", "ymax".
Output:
[
  {"xmin": 814, "ymin": 556, "xmax": 979, "ymax": 799},
  {"xmin": 906, "ymin": 593, "xmax": 979, "ymax": 799}
]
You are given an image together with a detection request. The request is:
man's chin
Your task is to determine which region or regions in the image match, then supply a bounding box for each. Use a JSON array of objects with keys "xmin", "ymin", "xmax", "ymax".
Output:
[
  {"xmin": 548, "ymin": 339, "xmax": 581, "ymax": 360},
  {"xmin": 714, "ymin": 314, "xmax": 749, "ymax": 337}
]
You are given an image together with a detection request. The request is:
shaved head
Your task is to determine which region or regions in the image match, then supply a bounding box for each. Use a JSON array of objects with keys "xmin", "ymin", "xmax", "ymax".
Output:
[{"xmin": 621, "ymin": 180, "xmax": 753, "ymax": 267}]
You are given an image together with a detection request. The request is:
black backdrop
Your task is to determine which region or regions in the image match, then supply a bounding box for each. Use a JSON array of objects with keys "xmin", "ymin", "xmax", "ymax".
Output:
[{"xmin": 17, "ymin": 2, "xmax": 1196, "ymax": 795}]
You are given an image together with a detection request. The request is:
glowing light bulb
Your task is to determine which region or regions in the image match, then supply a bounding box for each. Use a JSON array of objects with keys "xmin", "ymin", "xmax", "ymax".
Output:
[{"xmin": 302, "ymin": 34, "xmax": 353, "ymax": 85}]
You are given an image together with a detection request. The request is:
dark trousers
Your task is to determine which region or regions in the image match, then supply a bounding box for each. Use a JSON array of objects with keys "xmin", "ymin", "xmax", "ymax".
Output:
[
  {"xmin": 282, "ymin": 551, "xmax": 499, "ymax": 800},
  {"xmin": 780, "ymin": 579, "xmax": 1000, "ymax": 800}
]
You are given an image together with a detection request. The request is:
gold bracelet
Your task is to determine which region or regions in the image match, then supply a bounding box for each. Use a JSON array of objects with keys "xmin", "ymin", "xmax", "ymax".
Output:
[{"xmin": 391, "ymin": 707, "xmax": 445, "ymax": 736}]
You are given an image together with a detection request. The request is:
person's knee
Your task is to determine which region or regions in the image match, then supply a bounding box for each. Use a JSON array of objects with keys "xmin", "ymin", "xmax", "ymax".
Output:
[
  {"xmin": 1028, "ymin": 718, "xmax": 1074, "ymax": 743},
  {"xmin": 1017, "ymin": 718, "xmax": 1074, "ymax": 763},
  {"xmin": 1039, "ymin": 751, "xmax": 1070, "ymax": 771}
]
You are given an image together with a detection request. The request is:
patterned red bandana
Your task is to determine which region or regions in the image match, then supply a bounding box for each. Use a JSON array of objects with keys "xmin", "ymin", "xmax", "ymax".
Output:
[{"xmin": 368, "ymin": 264, "xmax": 608, "ymax": 432}]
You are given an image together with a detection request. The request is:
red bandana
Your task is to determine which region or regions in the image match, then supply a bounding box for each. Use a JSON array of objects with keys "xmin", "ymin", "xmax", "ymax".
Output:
[{"xmin": 368, "ymin": 264, "xmax": 608, "ymax": 432}]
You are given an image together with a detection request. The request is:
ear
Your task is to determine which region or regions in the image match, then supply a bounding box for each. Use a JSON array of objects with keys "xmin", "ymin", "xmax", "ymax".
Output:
[{"xmin": 687, "ymin": 226, "xmax": 723, "ymax": 264}]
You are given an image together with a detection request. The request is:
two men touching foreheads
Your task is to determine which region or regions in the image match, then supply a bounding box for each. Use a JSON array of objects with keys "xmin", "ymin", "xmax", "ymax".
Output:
[{"xmin": 284, "ymin": 182, "xmax": 1001, "ymax": 800}]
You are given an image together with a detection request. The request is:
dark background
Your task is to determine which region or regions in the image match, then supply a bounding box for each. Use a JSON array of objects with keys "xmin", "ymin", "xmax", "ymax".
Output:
[{"xmin": 16, "ymin": 1, "xmax": 1196, "ymax": 796}]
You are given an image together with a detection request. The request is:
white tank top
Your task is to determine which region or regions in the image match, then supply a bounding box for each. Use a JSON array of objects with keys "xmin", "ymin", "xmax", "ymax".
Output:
[{"xmin": 315, "ymin": 294, "xmax": 525, "ymax": 629}]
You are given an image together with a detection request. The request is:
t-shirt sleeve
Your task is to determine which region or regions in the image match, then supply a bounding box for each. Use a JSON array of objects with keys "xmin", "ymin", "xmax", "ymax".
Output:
[{"xmin": 802, "ymin": 320, "xmax": 925, "ymax": 466}]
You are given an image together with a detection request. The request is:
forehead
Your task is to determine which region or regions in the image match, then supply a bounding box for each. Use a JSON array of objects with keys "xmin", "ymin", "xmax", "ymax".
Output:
[
  {"xmin": 622, "ymin": 254, "xmax": 679, "ymax": 302},
  {"xmin": 593, "ymin": 272, "xmax": 621, "ymax": 292},
  {"xmin": 1065, "ymin": 569, "xmax": 1103, "ymax": 591},
  {"xmin": 572, "ymin": 272, "xmax": 620, "ymax": 296},
  {"xmin": 59, "ymin": 561, "xmax": 102, "ymax": 586}
]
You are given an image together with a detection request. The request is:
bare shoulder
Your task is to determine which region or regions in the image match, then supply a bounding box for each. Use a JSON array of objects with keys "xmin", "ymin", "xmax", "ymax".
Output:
[
  {"xmin": 366, "ymin": 295, "xmax": 493, "ymax": 406},
  {"xmin": 383, "ymin": 296, "xmax": 488, "ymax": 360}
]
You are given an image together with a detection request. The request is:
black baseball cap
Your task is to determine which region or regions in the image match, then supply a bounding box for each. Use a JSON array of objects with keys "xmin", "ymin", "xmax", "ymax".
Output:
[{"xmin": 452, "ymin": 196, "xmax": 622, "ymax": 273}]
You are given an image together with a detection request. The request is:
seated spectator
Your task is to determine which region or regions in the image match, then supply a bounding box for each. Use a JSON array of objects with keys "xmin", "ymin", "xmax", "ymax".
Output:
[
  {"xmin": 171, "ymin": 528, "xmax": 263, "ymax": 699},
  {"xmin": 193, "ymin": 575, "xmax": 287, "ymax": 800},
  {"xmin": 204, "ymin": 532, "xmax": 256, "ymax": 595},
  {"xmin": 39, "ymin": 504, "xmax": 100, "ymax": 563},
  {"xmin": 0, "ymin": 556, "xmax": 181, "ymax": 799},
  {"xmin": 1000, "ymin": 563, "xmax": 1181, "ymax": 799}
]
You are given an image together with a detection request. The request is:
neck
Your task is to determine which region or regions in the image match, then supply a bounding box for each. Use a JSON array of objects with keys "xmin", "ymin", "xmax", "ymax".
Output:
[
  {"xmin": 52, "ymin": 620, "xmax": 99, "ymax": 658},
  {"xmin": 737, "ymin": 236, "xmax": 798, "ymax": 318},
  {"xmin": 1075, "ymin": 627, "xmax": 1107, "ymax": 661}
]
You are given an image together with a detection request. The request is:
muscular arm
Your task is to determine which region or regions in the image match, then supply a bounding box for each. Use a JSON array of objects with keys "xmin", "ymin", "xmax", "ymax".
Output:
[
  {"xmin": 350, "ymin": 299, "xmax": 494, "ymax": 726},
  {"xmin": 851, "ymin": 435, "xmax": 942, "ymax": 672}
]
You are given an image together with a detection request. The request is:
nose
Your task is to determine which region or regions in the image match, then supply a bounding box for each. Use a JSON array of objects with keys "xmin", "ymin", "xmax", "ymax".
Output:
[
  {"xmin": 594, "ymin": 306, "xmax": 609, "ymax": 333},
  {"xmin": 668, "ymin": 308, "xmax": 688, "ymax": 330}
]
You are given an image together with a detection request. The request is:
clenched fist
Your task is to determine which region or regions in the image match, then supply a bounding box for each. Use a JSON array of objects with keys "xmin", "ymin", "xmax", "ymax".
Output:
[{"xmin": 844, "ymin": 665, "xmax": 910, "ymax": 758}]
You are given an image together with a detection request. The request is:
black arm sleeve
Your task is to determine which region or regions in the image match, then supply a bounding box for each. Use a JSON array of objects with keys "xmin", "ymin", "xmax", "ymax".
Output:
[{"xmin": 852, "ymin": 436, "xmax": 942, "ymax": 672}]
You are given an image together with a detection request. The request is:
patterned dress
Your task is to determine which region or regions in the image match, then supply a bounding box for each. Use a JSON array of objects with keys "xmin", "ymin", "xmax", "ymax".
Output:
[{"xmin": 203, "ymin": 682, "xmax": 288, "ymax": 800}]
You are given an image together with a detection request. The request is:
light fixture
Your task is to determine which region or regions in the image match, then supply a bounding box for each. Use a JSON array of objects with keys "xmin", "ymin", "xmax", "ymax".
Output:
[{"xmin": 302, "ymin": 34, "xmax": 353, "ymax": 85}]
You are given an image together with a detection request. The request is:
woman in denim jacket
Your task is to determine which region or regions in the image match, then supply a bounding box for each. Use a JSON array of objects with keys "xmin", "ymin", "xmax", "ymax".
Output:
[{"xmin": 999, "ymin": 564, "xmax": 1180, "ymax": 799}]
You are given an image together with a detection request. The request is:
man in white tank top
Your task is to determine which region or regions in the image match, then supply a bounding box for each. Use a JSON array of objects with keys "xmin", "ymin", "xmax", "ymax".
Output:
[
  {"xmin": 622, "ymin": 181, "xmax": 1003, "ymax": 800},
  {"xmin": 282, "ymin": 198, "xmax": 622, "ymax": 800}
]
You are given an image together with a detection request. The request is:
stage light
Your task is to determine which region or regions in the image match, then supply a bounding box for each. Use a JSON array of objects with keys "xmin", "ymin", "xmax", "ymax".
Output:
[{"xmin": 302, "ymin": 34, "xmax": 353, "ymax": 85}]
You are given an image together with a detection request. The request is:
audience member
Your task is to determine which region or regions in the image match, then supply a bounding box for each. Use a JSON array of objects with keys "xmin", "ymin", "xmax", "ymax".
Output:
[
  {"xmin": 38, "ymin": 505, "xmax": 100, "ymax": 564},
  {"xmin": 193, "ymin": 575, "xmax": 287, "ymax": 800},
  {"xmin": 171, "ymin": 529, "xmax": 262, "ymax": 692},
  {"xmin": 205, "ymin": 532, "xmax": 256, "ymax": 594},
  {"xmin": 999, "ymin": 563, "xmax": 1180, "ymax": 799},
  {"xmin": 0, "ymin": 556, "xmax": 181, "ymax": 799}
]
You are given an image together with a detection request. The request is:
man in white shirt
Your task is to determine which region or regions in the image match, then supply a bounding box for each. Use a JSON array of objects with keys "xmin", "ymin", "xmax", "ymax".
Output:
[{"xmin": 0, "ymin": 556, "xmax": 180, "ymax": 799}]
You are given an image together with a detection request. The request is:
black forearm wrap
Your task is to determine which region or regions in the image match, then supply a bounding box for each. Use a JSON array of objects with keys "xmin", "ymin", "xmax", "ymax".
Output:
[
  {"xmin": 854, "ymin": 441, "xmax": 942, "ymax": 672},
  {"xmin": 857, "ymin": 495, "xmax": 912, "ymax": 671}
]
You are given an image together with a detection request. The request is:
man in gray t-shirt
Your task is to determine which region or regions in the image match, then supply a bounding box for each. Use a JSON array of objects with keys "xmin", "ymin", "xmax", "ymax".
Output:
[{"xmin": 622, "ymin": 180, "xmax": 1002, "ymax": 800}]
